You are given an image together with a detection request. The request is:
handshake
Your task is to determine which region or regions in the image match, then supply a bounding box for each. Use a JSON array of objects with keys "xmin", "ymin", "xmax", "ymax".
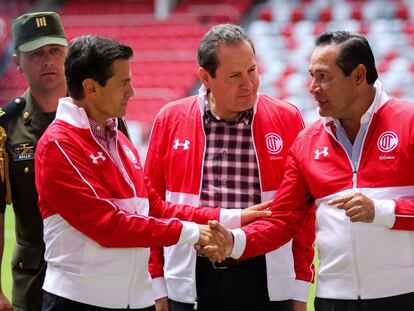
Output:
[{"xmin": 195, "ymin": 200, "xmax": 272, "ymax": 263}]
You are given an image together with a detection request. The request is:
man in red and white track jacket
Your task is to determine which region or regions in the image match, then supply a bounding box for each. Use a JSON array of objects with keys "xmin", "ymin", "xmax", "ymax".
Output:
[
  {"xmin": 221, "ymin": 31, "xmax": 414, "ymax": 311},
  {"xmin": 145, "ymin": 90, "xmax": 316, "ymax": 306},
  {"xmin": 146, "ymin": 24, "xmax": 315, "ymax": 311},
  {"xmin": 35, "ymin": 35, "xmax": 266, "ymax": 310}
]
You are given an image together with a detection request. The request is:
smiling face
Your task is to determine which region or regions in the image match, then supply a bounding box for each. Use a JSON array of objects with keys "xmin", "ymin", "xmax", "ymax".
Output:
[
  {"xmin": 86, "ymin": 58, "xmax": 134, "ymax": 125},
  {"xmin": 308, "ymin": 44, "xmax": 359, "ymax": 120},
  {"xmin": 14, "ymin": 44, "xmax": 67, "ymax": 93},
  {"xmin": 198, "ymin": 40, "xmax": 259, "ymax": 121}
]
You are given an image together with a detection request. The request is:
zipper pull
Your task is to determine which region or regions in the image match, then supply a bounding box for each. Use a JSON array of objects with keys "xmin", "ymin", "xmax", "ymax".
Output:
[{"xmin": 352, "ymin": 171, "xmax": 357, "ymax": 188}]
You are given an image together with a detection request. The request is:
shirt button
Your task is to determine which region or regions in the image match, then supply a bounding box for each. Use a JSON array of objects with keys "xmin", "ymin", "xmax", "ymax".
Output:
[
  {"xmin": 221, "ymin": 179, "xmax": 226, "ymax": 186},
  {"xmin": 23, "ymin": 111, "xmax": 30, "ymax": 121},
  {"xmin": 19, "ymin": 262, "xmax": 23, "ymax": 269},
  {"xmin": 222, "ymin": 150, "xmax": 227, "ymax": 156},
  {"xmin": 23, "ymin": 167, "xmax": 29, "ymax": 174}
]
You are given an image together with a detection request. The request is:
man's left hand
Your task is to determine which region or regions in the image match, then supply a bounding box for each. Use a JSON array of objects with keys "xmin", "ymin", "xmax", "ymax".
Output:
[
  {"xmin": 328, "ymin": 191, "xmax": 375, "ymax": 223},
  {"xmin": 241, "ymin": 200, "xmax": 272, "ymax": 226}
]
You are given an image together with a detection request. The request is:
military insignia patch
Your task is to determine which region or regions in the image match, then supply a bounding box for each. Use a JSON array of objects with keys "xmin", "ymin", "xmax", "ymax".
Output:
[{"xmin": 14, "ymin": 143, "xmax": 35, "ymax": 161}]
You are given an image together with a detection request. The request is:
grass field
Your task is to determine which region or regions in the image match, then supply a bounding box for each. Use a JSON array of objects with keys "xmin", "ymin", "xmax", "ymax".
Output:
[
  {"xmin": 2, "ymin": 206, "xmax": 15, "ymax": 301},
  {"xmin": 1, "ymin": 207, "xmax": 318, "ymax": 310}
]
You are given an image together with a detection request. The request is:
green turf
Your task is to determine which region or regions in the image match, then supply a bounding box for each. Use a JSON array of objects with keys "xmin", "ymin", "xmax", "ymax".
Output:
[
  {"xmin": 2, "ymin": 206, "xmax": 14, "ymax": 301},
  {"xmin": 308, "ymin": 250, "xmax": 318, "ymax": 311},
  {"xmin": 0, "ymin": 207, "xmax": 318, "ymax": 309}
]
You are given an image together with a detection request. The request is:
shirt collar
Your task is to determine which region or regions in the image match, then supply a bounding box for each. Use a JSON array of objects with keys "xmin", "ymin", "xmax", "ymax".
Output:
[{"xmin": 88, "ymin": 117, "xmax": 118, "ymax": 140}]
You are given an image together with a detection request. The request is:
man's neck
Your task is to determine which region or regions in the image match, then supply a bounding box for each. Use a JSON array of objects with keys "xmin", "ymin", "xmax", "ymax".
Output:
[
  {"xmin": 339, "ymin": 86, "xmax": 376, "ymax": 144},
  {"xmin": 30, "ymin": 84, "xmax": 67, "ymax": 113},
  {"xmin": 208, "ymin": 92, "xmax": 239, "ymax": 122}
]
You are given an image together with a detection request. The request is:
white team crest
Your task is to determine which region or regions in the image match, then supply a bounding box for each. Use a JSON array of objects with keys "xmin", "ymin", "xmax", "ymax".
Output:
[
  {"xmin": 377, "ymin": 131, "xmax": 398, "ymax": 153},
  {"xmin": 90, "ymin": 152, "xmax": 106, "ymax": 164},
  {"xmin": 173, "ymin": 139, "xmax": 190, "ymax": 150},
  {"xmin": 314, "ymin": 146, "xmax": 329, "ymax": 160},
  {"xmin": 122, "ymin": 144, "xmax": 137, "ymax": 164},
  {"xmin": 265, "ymin": 133, "xmax": 283, "ymax": 154}
]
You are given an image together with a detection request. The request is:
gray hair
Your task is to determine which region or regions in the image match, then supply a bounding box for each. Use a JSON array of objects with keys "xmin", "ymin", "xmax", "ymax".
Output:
[{"xmin": 197, "ymin": 24, "xmax": 255, "ymax": 77}]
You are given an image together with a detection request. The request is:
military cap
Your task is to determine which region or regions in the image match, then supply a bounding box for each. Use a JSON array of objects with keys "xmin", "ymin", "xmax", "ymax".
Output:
[
  {"xmin": 0, "ymin": 97, "xmax": 26, "ymax": 127},
  {"xmin": 13, "ymin": 11, "xmax": 67, "ymax": 52}
]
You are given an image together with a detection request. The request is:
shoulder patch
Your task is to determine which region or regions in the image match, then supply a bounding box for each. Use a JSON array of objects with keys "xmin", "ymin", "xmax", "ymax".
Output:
[{"xmin": 0, "ymin": 97, "xmax": 26, "ymax": 126}]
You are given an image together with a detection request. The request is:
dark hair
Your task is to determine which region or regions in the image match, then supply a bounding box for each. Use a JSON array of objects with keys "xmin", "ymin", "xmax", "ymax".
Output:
[
  {"xmin": 65, "ymin": 35, "xmax": 133, "ymax": 99},
  {"xmin": 315, "ymin": 31, "xmax": 378, "ymax": 85},
  {"xmin": 197, "ymin": 24, "xmax": 255, "ymax": 78}
]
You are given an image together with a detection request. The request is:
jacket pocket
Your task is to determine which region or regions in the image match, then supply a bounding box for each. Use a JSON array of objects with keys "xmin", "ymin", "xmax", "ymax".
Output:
[{"xmin": 11, "ymin": 243, "xmax": 44, "ymax": 270}]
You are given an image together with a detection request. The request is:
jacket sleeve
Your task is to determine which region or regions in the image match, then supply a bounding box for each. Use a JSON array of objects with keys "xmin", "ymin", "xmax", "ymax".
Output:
[
  {"xmin": 144, "ymin": 115, "xmax": 167, "ymax": 200},
  {"xmin": 291, "ymin": 204, "xmax": 316, "ymax": 301},
  {"xmin": 287, "ymin": 107, "xmax": 316, "ymax": 301},
  {"xmin": 240, "ymin": 145, "xmax": 315, "ymax": 260},
  {"xmin": 144, "ymin": 115, "xmax": 172, "ymax": 294},
  {"xmin": 145, "ymin": 177, "xmax": 220, "ymax": 223},
  {"xmin": 393, "ymin": 200, "xmax": 414, "ymax": 230},
  {"xmin": 36, "ymin": 139, "xmax": 193, "ymax": 248}
]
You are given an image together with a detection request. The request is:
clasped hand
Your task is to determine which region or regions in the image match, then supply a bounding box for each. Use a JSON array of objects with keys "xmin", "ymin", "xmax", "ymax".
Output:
[
  {"xmin": 196, "ymin": 200, "xmax": 272, "ymax": 262},
  {"xmin": 196, "ymin": 220, "xmax": 233, "ymax": 263}
]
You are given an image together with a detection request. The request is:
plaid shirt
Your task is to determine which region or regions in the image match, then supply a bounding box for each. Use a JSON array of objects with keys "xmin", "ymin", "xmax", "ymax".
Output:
[
  {"xmin": 200, "ymin": 100, "xmax": 261, "ymax": 210},
  {"xmin": 88, "ymin": 118, "xmax": 124, "ymax": 170}
]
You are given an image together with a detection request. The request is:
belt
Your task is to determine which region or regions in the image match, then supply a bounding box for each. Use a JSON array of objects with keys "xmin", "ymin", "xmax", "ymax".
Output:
[{"xmin": 197, "ymin": 255, "xmax": 262, "ymax": 270}]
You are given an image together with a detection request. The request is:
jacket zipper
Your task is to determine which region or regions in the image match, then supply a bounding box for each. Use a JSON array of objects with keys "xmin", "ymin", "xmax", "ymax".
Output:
[
  {"xmin": 326, "ymin": 127, "xmax": 364, "ymax": 298},
  {"xmin": 89, "ymin": 128, "xmax": 140, "ymax": 305},
  {"xmin": 126, "ymin": 249, "xmax": 138, "ymax": 307},
  {"xmin": 350, "ymin": 169, "xmax": 362, "ymax": 298}
]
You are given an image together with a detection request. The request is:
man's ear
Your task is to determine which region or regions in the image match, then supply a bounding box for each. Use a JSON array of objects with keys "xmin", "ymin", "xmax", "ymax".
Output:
[
  {"xmin": 354, "ymin": 64, "xmax": 366, "ymax": 85},
  {"xmin": 82, "ymin": 78, "xmax": 97, "ymax": 98},
  {"xmin": 198, "ymin": 67, "xmax": 211, "ymax": 89},
  {"xmin": 13, "ymin": 55, "xmax": 23, "ymax": 73}
]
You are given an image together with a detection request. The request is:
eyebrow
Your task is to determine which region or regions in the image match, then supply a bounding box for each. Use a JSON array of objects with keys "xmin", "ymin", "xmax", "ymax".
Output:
[
  {"xmin": 119, "ymin": 78, "xmax": 131, "ymax": 84},
  {"xmin": 309, "ymin": 68, "xmax": 328, "ymax": 74}
]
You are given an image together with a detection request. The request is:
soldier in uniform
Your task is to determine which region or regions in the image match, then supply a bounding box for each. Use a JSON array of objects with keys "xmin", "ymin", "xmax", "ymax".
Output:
[{"xmin": 0, "ymin": 12, "xmax": 129, "ymax": 311}]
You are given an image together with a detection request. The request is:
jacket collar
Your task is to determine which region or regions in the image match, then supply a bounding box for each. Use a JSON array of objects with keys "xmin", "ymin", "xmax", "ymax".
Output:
[
  {"xmin": 56, "ymin": 97, "xmax": 119, "ymax": 130},
  {"xmin": 322, "ymin": 80, "xmax": 390, "ymax": 137}
]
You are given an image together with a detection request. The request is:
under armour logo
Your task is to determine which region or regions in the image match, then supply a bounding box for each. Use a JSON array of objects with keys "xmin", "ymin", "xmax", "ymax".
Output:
[
  {"xmin": 90, "ymin": 152, "xmax": 106, "ymax": 164},
  {"xmin": 173, "ymin": 139, "xmax": 190, "ymax": 150},
  {"xmin": 314, "ymin": 147, "xmax": 329, "ymax": 160}
]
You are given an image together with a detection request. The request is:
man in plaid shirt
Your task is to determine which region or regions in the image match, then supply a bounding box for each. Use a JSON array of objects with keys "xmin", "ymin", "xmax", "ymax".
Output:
[{"xmin": 145, "ymin": 24, "xmax": 315, "ymax": 311}]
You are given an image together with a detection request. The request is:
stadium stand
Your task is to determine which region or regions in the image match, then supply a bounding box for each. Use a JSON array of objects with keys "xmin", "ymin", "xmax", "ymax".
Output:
[
  {"xmin": 1, "ymin": 0, "xmax": 414, "ymax": 144},
  {"xmin": 249, "ymin": 0, "xmax": 414, "ymax": 125},
  {"xmin": 0, "ymin": 0, "xmax": 255, "ymax": 147}
]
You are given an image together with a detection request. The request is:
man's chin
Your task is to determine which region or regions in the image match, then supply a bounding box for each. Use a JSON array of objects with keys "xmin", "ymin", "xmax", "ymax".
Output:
[{"xmin": 238, "ymin": 98, "xmax": 255, "ymax": 109}]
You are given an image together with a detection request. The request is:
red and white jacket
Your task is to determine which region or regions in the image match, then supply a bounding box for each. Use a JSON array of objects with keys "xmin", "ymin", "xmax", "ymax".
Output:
[
  {"xmin": 145, "ymin": 92, "xmax": 315, "ymax": 303},
  {"xmin": 35, "ymin": 98, "xmax": 241, "ymax": 308},
  {"xmin": 233, "ymin": 81, "xmax": 414, "ymax": 299}
]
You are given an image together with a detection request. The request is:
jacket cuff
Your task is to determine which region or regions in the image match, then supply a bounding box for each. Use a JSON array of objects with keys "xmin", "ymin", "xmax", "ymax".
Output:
[
  {"xmin": 373, "ymin": 199, "xmax": 395, "ymax": 228},
  {"xmin": 292, "ymin": 280, "xmax": 311, "ymax": 302},
  {"xmin": 219, "ymin": 209, "xmax": 241, "ymax": 229},
  {"xmin": 177, "ymin": 221, "xmax": 199, "ymax": 245},
  {"xmin": 152, "ymin": 277, "xmax": 168, "ymax": 300},
  {"xmin": 230, "ymin": 228, "xmax": 246, "ymax": 259}
]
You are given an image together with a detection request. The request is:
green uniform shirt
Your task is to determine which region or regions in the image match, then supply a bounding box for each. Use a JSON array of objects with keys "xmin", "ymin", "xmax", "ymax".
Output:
[{"xmin": 4, "ymin": 91, "xmax": 47, "ymax": 311}]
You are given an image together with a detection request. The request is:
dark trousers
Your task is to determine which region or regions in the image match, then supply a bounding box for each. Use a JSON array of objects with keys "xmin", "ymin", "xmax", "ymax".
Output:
[
  {"xmin": 168, "ymin": 299, "xmax": 194, "ymax": 311},
  {"xmin": 42, "ymin": 291, "xmax": 156, "ymax": 311},
  {"xmin": 169, "ymin": 299, "xmax": 293, "ymax": 311},
  {"xmin": 12, "ymin": 258, "xmax": 46, "ymax": 311},
  {"xmin": 315, "ymin": 291, "xmax": 414, "ymax": 311},
  {"xmin": 175, "ymin": 255, "xmax": 292, "ymax": 311}
]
